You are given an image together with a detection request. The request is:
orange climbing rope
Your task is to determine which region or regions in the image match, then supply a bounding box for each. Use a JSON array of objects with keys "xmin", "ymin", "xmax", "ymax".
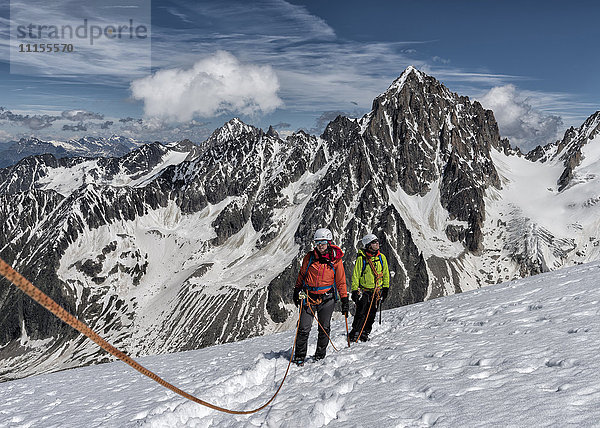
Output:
[
  {"xmin": 353, "ymin": 287, "xmax": 380, "ymax": 343},
  {"xmin": 303, "ymin": 293, "xmax": 340, "ymax": 352},
  {"xmin": 0, "ymin": 257, "xmax": 300, "ymax": 415}
]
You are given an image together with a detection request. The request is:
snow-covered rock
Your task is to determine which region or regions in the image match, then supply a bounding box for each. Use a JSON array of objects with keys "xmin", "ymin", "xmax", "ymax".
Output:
[{"xmin": 0, "ymin": 135, "xmax": 148, "ymax": 168}]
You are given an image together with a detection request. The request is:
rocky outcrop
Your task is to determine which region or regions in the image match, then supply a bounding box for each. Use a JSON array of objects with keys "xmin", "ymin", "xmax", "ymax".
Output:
[
  {"xmin": 556, "ymin": 112, "xmax": 600, "ymax": 191},
  {"xmin": 526, "ymin": 111, "xmax": 600, "ymax": 191}
]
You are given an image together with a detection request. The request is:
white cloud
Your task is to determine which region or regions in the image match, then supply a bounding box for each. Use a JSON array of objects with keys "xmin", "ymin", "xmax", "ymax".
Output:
[
  {"xmin": 130, "ymin": 51, "xmax": 282, "ymax": 122},
  {"xmin": 5, "ymin": 0, "xmax": 592, "ymax": 143},
  {"xmin": 109, "ymin": 116, "xmax": 212, "ymax": 142},
  {"xmin": 478, "ymin": 84, "xmax": 564, "ymax": 151},
  {"xmin": 61, "ymin": 110, "xmax": 104, "ymax": 121}
]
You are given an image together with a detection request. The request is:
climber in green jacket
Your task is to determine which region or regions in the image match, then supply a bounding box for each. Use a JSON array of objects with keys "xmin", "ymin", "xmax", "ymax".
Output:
[{"xmin": 349, "ymin": 233, "xmax": 390, "ymax": 342}]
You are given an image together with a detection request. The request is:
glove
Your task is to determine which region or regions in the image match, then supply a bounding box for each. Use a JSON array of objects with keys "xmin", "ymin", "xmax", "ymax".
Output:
[
  {"xmin": 340, "ymin": 296, "xmax": 349, "ymax": 316},
  {"xmin": 293, "ymin": 288, "xmax": 301, "ymax": 307},
  {"xmin": 381, "ymin": 287, "xmax": 389, "ymax": 302},
  {"xmin": 351, "ymin": 290, "xmax": 360, "ymax": 303}
]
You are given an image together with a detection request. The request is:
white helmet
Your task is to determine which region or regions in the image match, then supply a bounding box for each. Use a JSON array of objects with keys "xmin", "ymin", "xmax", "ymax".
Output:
[
  {"xmin": 314, "ymin": 228, "xmax": 333, "ymax": 242},
  {"xmin": 362, "ymin": 233, "xmax": 378, "ymax": 247}
]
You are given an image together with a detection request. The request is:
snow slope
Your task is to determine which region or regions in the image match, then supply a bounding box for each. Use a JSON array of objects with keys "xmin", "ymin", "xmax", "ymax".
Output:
[{"xmin": 1, "ymin": 262, "xmax": 599, "ymax": 427}]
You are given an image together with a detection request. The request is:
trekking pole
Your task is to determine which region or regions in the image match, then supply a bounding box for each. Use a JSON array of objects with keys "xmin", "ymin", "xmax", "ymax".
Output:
[
  {"xmin": 345, "ymin": 314, "xmax": 350, "ymax": 347},
  {"xmin": 376, "ymin": 287, "xmax": 382, "ymax": 325}
]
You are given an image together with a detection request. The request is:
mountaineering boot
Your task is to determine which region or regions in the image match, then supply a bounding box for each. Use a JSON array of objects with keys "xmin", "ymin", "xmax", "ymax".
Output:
[
  {"xmin": 349, "ymin": 329, "xmax": 359, "ymax": 342},
  {"xmin": 292, "ymin": 358, "xmax": 305, "ymax": 367},
  {"xmin": 359, "ymin": 333, "xmax": 369, "ymax": 342},
  {"xmin": 313, "ymin": 353, "xmax": 325, "ymax": 361}
]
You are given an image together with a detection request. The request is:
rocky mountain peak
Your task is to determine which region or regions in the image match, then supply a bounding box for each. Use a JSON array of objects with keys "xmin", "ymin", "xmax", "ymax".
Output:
[
  {"xmin": 528, "ymin": 111, "xmax": 600, "ymax": 166},
  {"xmin": 266, "ymin": 125, "xmax": 279, "ymax": 138},
  {"xmin": 383, "ymin": 65, "xmax": 426, "ymax": 95},
  {"xmin": 321, "ymin": 115, "xmax": 361, "ymax": 152},
  {"xmin": 166, "ymin": 138, "xmax": 196, "ymax": 151},
  {"xmin": 206, "ymin": 118, "xmax": 260, "ymax": 147},
  {"xmin": 579, "ymin": 111, "xmax": 600, "ymax": 139},
  {"xmin": 359, "ymin": 66, "xmax": 502, "ymax": 252},
  {"xmin": 553, "ymin": 110, "xmax": 600, "ymax": 191}
]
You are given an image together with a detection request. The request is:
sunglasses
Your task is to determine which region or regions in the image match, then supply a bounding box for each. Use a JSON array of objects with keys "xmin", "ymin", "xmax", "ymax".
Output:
[{"xmin": 314, "ymin": 240, "xmax": 329, "ymax": 245}]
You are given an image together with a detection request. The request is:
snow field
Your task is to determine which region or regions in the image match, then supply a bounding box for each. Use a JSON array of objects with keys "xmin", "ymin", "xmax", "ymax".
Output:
[{"xmin": 1, "ymin": 262, "xmax": 600, "ymax": 427}]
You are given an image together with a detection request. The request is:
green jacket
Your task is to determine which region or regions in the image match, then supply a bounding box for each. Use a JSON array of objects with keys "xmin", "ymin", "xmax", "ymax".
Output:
[{"xmin": 351, "ymin": 250, "xmax": 390, "ymax": 291}]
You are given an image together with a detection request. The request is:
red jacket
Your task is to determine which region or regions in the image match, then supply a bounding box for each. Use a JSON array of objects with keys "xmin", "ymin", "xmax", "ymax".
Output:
[{"xmin": 295, "ymin": 245, "xmax": 348, "ymax": 298}]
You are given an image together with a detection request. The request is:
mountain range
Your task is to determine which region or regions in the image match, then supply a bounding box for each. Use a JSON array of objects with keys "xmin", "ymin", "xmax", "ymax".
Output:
[
  {"xmin": 1, "ymin": 66, "xmax": 599, "ymax": 381},
  {"xmin": 0, "ymin": 135, "xmax": 147, "ymax": 168}
]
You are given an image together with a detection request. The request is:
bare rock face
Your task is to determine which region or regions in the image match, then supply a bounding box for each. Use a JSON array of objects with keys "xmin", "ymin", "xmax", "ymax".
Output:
[
  {"xmin": 556, "ymin": 112, "xmax": 600, "ymax": 191},
  {"xmin": 362, "ymin": 67, "xmax": 502, "ymax": 252}
]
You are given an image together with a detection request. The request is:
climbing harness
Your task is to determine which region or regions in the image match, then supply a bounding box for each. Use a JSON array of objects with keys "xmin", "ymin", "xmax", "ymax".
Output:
[{"xmin": 0, "ymin": 257, "xmax": 301, "ymax": 415}]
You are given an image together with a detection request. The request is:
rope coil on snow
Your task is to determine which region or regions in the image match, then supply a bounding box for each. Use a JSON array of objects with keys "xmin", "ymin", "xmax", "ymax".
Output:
[{"xmin": 0, "ymin": 257, "xmax": 300, "ymax": 415}]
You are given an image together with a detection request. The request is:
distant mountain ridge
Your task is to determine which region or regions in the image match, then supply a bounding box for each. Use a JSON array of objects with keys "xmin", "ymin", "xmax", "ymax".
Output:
[
  {"xmin": 526, "ymin": 111, "xmax": 600, "ymax": 191},
  {"xmin": 0, "ymin": 135, "xmax": 148, "ymax": 168},
  {"xmin": 1, "ymin": 67, "xmax": 599, "ymax": 381},
  {"xmin": 0, "ymin": 140, "xmax": 197, "ymax": 196}
]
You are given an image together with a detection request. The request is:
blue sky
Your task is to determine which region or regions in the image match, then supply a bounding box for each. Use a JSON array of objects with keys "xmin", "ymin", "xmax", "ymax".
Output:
[{"xmin": 0, "ymin": 0, "xmax": 598, "ymax": 151}]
